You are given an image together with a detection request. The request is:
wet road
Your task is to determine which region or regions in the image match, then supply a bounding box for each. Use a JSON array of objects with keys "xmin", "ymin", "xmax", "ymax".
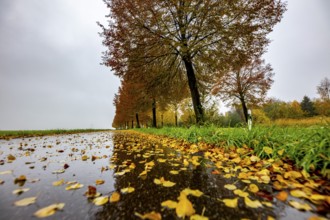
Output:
[{"xmin": 0, "ymin": 131, "xmax": 328, "ymax": 220}]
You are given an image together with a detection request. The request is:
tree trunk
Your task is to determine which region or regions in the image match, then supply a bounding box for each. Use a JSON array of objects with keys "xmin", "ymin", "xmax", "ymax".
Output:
[
  {"xmin": 240, "ymin": 98, "xmax": 248, "ymax": 122},
  {"xmin": 183, "ymin": 59, "xmax": 204, "ymax": 124},
  {"xmin": 131, "ymin": 120, "xmax": 134, "ymax": 128},
  {"xmin": 161, "ymin": 114, "xmax": 164, "ymax": 127},
  {"xmin": 135, "ymin": 113, "xmax": 140, "ymax": 128},
  {"xmin": 152, "ymin": 98, "xmax": 157, "ymax": 128},
  {"xmin": 175, "ymin": 111, "xmax": 178, "ymax": 127}
]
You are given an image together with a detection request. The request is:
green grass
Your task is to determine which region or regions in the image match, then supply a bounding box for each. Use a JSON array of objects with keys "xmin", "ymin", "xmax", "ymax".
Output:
[
  {"xmin": 135, "ymin": 125, "xmax": 330, "ymax": 177},
  {"xmin": 0, "ymin": 129, "xmax": 111, "ymax": 139}
]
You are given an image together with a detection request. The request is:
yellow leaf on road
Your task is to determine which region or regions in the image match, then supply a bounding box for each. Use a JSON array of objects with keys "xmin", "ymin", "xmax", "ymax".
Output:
[
  {"xmin": 12, "ymin": 188, "xmax": 30, "ymax": 195},
  {"xmin": 224, "ymin": 184, "xmax": 237, "ymax": 190},
  {"xmin": 284, "ymin": 171, "xmax": 302, "ymax": 179},
  {"xmin": 290, "ymin": 190, "xmax": 308, "ymax": 198},
  {"xmin": 95, "ymin": 179, "xmax": 105, "ymax": 185},
  {"xmin": 161, "ymin": 200, "xmax": 178, "ymax": 209},
  {"xmin": 52, "ymin": 179, "xmax": 64, "ymax": 186},
  {"xmin": 14, "ymin": 197, "xmax": 37, "ymax": 206},
  {"xmin": 289, "ymin": 200, "xmax": 312, "ymax": 211},
  {"xmin": 248, "ymin": 184, "xmax": 259, "ymax": 193},
  {"xmin": 244, "ymin": 197, "xmax": 262, "ymax": 208},
  {"xmin": 121, "ymin": 187, "xmax": 135, "ymax": 193},
  {"xmin": 176, "ymin": 193, "xmax": 195, "ymax": 218},
  {"xmin": 222, "ymin": 198, "xmax": 238, "ymax": 208},
  {"xmin": 154, "ymin": 177, "xmax": 176, "ymax": 187},
  {"xmin": 182, "ymin": 188, "xmax": 203, "ymax": 197},
  {"xmin": 190, "ymin": 214, "xmax": 209, "ymax": 220},
  {"xmin": 110, "ymin": 192, "xmax": 120, "ymax": 203},
  {"xmin": 234, "ymin": 189, "xmax": 249, "ymax": 198},
  {"xmin": 135, "ymin": 211, "xmax": 162, "ymax": 220},
  {"xmin": 65, "ymin": 183, "xmax": 83, "ymax": 190},
  {"xmin": 93, "ymin": 196, "xmax": 109, "ymax": 206},
  {"xmin": 34, "ymin": 203, "xmax": 65, "ymax": 218},
  {"xmin": 170, "ymin": 170, "xmax": 179, "ymax": 175},
  {"xmin": 163, "ymin": 180, "xmax": 176, "ymax": 187}
]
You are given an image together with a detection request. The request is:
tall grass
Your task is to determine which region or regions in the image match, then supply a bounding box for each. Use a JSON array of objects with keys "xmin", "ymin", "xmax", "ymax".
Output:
[{"xmin": 136, "ymin": 125, "xmax": 330, "ymax": 177}]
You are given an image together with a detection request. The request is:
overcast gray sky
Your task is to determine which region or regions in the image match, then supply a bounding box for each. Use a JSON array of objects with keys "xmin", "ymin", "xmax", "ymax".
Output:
[{"xmin": 0, "ymin": 0, "xmax": 329, "ymax": 130}]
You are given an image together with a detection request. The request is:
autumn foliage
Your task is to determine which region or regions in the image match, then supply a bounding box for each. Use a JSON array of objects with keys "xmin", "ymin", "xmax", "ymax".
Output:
[{"xmin": 99, "ymin": 0, "xmax": 287, "ymax": 127}]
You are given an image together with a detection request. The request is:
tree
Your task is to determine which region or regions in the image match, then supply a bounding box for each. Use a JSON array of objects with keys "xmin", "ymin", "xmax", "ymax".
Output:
[
  {"xmin": 263, "ymin": 98, "xmax": 287, "ymax": 120},
  {"xmin": 300, "ymin": 96, "xmax": 316, "ymax": 117},
  {"xmin": 212, "ymin": 58, "xmax": 274, "ymax": 122},
  {"xmin": 100, "ymin": 0, "xmax": 286, "ymax": 124},
  {"xmin": 317, "ymin": 77, "xmax": 330, "ymax": 101}
]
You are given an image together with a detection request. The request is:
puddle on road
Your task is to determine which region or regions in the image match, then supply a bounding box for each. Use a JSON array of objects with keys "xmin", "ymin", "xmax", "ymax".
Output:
[{"xmin": 0, "ymin": 131, "xmax": 327, "ymax": 220}]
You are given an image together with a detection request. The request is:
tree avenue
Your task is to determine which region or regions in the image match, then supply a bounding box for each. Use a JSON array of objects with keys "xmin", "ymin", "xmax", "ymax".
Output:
[{"xmin": 100, "ymin": 0, "xmax": 286, "ymax": 125}]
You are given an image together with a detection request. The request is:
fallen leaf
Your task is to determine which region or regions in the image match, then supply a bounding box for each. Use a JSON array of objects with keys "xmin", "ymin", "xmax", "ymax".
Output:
[
  {"xmin": 263, "ymin": 147, "xmax": 273, "ymax": 155},
  {"xmin": 308, "ymin": 216, "xmax": 328, "ymax": 220},
  {"xmin": 121, "ymin": 187, "xmax": 135, "ymax": 193},
  {"xmin": 163, "ymin": 181, "xmax": 176, "ymax": 187},
  {"xmin": 110, "ymin": 192, "xmax": 120, "ymax": 203},
  {"xmin": 161, "ymin": 200, "xmax": 178, "ymax": 209},
  {"xmin": 276, "ymin": 191, "xmax": 288, "ymax": 202},
  {"xmin": 169, "ymin": 170, "xmax": 179, "ymax": 175},
  {"xmin": 248, "ymin": 184, "xmax": 259, "ymax": 193},
  {"xmin": 52, "ymin": 169, "xmax": 65, "ymax": 174},
  {"xmin": 190, "ymin": 214, "xmax": 209, "ymax": 220},
  {"xmin": 233, "ymin": 189, "xmax": 249, "ymax": 198},
  {"xmin": 7, "ymin": 154, "xmax": 16, "ymax": 161},
  {"xmin": 82, "ymin": 155, "xmax": 88, "ymax": 161},
  {"xmin": 157, "ymin": 158, "xmax": 166, "ymax": 163},
  {"xmin": 65, "ymin": 183, "xmax": 83, "ymax": 190},
  {"xmin": 135, "ymin": 211, "xmax": 162, "ymax": 220},
  {"xmin": 224, "ymin": 184, "xmax": 237, "ymax": 190},
  {"xmin": 222, "ymin": 198, "xmax": 238, "ymax": 208},
  {"xmin": 288, "ymin": 200, "xmax": 312, "ymax": 211},
  {"xmin": 182, "ymin": 188, "xmax": 203, "ymax": 197},
  {"xmin": 12, "ymin": 188, "xmax": 30, "ymax": 195},
  {"xmin": 176, "ymin": 193, "xmax": 195, "ymax": 218},
  {"xmin": 154, "ymin": 177, "xmax": 176, "ymax": 187},
  {"xmin": 0, "ymin": 170, "xmax": 12, "ymax": 175},
  {"xmin": 277, "ymin": 149, "xmax": 284, "ymax": 156},
  {"xmin": 290, "ymin": 190, "xmax": 308, "ymax": 198},
  {"xmin": 52, "ymin": 179, "xmax": 65, "ymax": 186},
  {"xmin": 310, "ymin": 194, "xmax": 326, "ymax": 201},
  {"xmin": 14, "ymin": 197, "xmax": 37, "ymax": 206},
  {"xmin": 262, "ymin": 201, "xmax": 273, "ymax": 207},
  {"xmin": 84, "ymin": 186, "xmax": 100, "ymax": 198},
  {"xmin": 284, "ymin": 171, "xmax": 302, "ymax": 179},
  {"xmin": 93, "ymin": 196, "xmax": 109, "ymax": 206},
  {"xmin": 34, "ymin": 203, "xmax": 65, "ymax": 218},
  {"xmin": 244, "ymin": 197, "xmax": 262, "ymax": 208},
  {"xmin": 95, "ymin": 179, "xmax": 105, "ymax": 185}
]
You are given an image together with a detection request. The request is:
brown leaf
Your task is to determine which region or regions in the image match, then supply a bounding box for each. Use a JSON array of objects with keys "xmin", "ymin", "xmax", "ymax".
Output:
[
  {"xmin": 110, "ymin": 192, "xmax": 120, "ymax": 203},
  {"xmin": 276, "ymin": 191, "xmax": 288, "ymax": 202}
]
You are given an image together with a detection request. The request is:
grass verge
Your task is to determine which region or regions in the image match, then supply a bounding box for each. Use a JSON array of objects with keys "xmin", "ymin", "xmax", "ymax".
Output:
[
  {"xmin": 0, "ymin": 129, "xmax": 111, "ymax": 140},
  {"xmin": 135, "ymin": 125, "xmax": 330, "ymax": 177}
]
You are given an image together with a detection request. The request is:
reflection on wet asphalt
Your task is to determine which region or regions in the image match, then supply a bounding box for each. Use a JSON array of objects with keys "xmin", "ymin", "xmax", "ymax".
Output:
[{"xmin": 0, "ymin": 131, "xmax": 326, "ymax": 220}]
